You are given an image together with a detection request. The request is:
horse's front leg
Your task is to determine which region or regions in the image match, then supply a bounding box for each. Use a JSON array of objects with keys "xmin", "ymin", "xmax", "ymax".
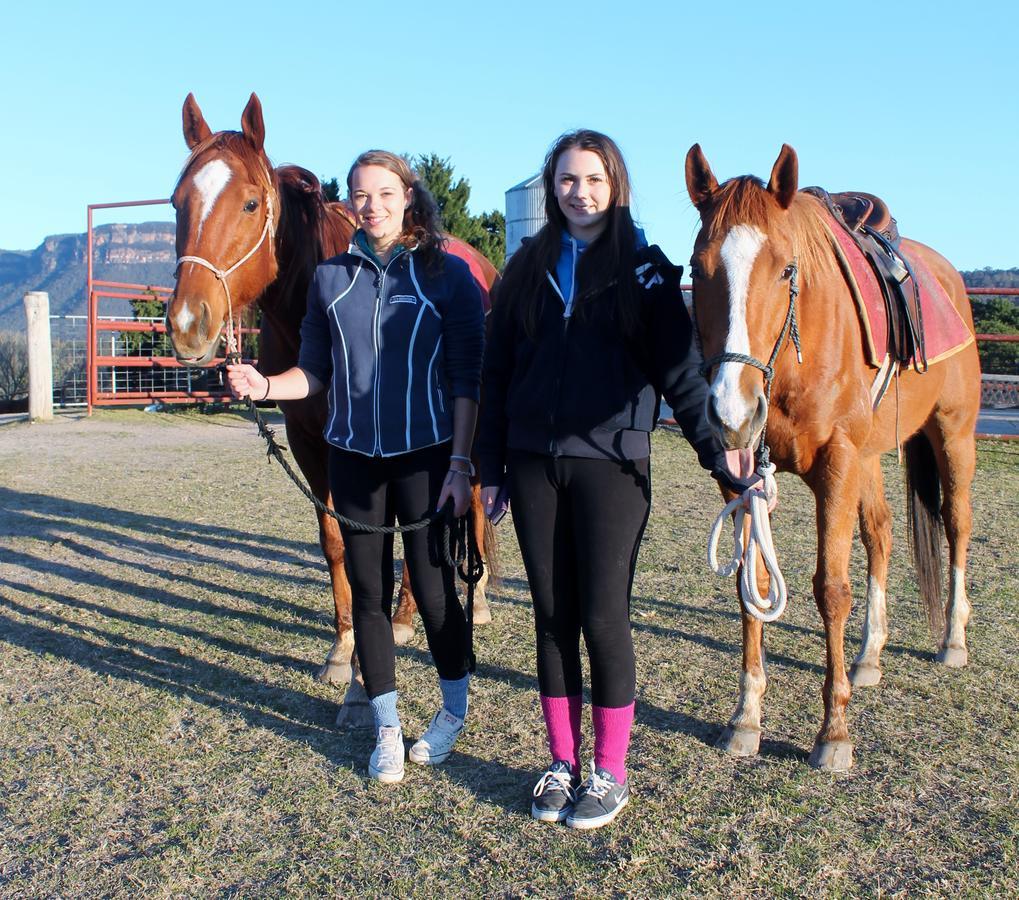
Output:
[
  {"xmin": 315, "ymin": 505, "xmax": 355, "ymax": 685},
  {"xmin": 470, "ymin": 483, "xmax": 492, "ymax": 625},
  {"xmin": 279, "ymin": 411, "xmax": 355, "ymax": 687},
  {"xmin": 391, "ymin": 565, "xmax": 418, "ymax": 645},
  {"xmin": 807, "ymin": 435, "xmax": 860, "ymax": 772},
  {"xmin": 718, "ymin": 607, "xmax": 767, "ymax": 757}
]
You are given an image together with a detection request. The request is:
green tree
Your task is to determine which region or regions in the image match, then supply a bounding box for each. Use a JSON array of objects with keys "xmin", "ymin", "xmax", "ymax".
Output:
[
  {"xmin": 414, "ymin": 154, "xmax": 505, "ymax": 269},
  {"xmin": 970, "ymin": 295, "xmax": 1019, "ymax": 375}
]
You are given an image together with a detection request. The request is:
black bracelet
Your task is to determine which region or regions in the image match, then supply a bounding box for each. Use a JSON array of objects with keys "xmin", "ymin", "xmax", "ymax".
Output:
[{"xmin": 259, "ymin": 377, "xmax": 271, "ymax": 402}]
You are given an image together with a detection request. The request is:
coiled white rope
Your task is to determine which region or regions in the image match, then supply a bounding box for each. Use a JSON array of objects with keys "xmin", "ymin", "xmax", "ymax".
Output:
[{"xmin": 707, "ymin": 462, "xmax": 788, "ymax": 623}]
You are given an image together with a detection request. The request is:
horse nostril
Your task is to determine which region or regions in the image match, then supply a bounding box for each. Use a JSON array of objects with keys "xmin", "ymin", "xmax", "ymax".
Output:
[
  {"xmin": 751, "ymin": 392, "xmax": 768, "ymax": 435},
  {"xmin": 197, "ymin": 301, "xmax": 211, "ymax": 343}
]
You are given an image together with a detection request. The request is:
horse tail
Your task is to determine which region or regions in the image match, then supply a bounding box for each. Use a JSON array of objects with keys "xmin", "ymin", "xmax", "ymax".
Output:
[{"xmin": 904, "ymin": 432, "xmax": 945, "ymax": 640}]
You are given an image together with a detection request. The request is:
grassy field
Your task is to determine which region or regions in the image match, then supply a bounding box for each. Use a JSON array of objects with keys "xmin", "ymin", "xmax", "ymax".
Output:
[{"xmin": 1, "ymin": 408, "xmax": 1017, "ymax": 898}]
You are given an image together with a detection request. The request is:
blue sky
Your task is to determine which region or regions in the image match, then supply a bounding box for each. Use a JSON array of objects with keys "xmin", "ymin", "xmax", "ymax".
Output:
[{"xmin": 2, "ymin": 0, "xmax": 1016, "ymax": 270}]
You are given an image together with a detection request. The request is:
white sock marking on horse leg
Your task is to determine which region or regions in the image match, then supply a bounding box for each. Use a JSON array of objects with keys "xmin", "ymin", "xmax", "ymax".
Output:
[
  {"xmin": 853, "ymin": 575, "xmax": 889, "ymax": 671},
  {"xmin": 731, "ymin": 665, "xmax": 767, "ymax": 733},
  {"xmin": 712, "ymin": 225, "xmax": 766, "ymax": 433},
  {"xmin": 193, "ymin": 158, "xmax": 232, "ymax": 239},
  {"xmin": 944, "ymin": 566, "xmax": 970, "ymax": 649}
]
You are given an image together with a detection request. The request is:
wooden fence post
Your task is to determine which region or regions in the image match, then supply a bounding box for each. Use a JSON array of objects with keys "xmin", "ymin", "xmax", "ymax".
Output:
[{"xmin": 24, "ymin": 291, "xmax": 53, "ymax": 421}]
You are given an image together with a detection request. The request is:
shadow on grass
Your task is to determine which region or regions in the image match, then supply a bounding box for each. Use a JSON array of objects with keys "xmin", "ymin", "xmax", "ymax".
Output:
[
  {"xmin": 0, "ymin": 546, "xmax": 332, "ymax": 640},
  {"xmin": 0, "ymin": 486, "xmax": 324, "ymax": 572}
]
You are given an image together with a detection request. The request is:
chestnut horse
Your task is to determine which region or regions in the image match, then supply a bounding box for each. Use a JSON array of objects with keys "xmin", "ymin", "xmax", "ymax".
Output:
[
  {"xmin": 685, "ymin": 144, "xmax": 980, "ymax": 771},
  {"xmin": 165, "ymin": 93, "xmax": 498, "ymax": 726}
]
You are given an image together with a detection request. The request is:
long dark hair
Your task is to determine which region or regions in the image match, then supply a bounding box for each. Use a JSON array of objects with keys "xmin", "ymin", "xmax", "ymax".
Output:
[
  {"xmin": 498, "ymin": 129, "xmax": 640, "ymax": 337},
  {"xmin": 346, "ymin": 150, "xmax": 446, "ymax": 269}
]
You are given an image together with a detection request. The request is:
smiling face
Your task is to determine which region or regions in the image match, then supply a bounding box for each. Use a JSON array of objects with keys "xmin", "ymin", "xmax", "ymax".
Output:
[
  {"xmin": 348, "ymin": 164, "xmax": 412, "ymax": 255},
  {"xmin": 553, "ymin": 148, "xmax": 613, "ymax": 241}
]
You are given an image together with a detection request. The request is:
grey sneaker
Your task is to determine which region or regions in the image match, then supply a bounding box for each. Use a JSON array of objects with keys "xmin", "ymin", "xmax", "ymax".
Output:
[
  {"xmin": 531, "ymin": 760, "xmax": 577, "ymax": 823},
  {"xmin": 368, "ymin": 726, "xmax": 405, "ymax": 783},
  {"xmin": 566, "ymin": 763, "xmax": 629, "ymax": 830},
  {"xmin": 409, "ymin": 709, "xmax": 464, "ymax": 765}
]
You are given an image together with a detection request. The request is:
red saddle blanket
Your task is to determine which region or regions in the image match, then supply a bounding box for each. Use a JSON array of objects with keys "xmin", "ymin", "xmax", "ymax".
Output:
[{"xmin": 817, "ymin": 208, "xmax": 974, "ymax": 367}]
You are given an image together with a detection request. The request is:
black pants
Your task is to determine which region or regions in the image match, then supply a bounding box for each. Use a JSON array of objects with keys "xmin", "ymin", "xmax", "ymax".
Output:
[
  {"xmin": 508, "ymin": 451, "xmax": 651, "ymax": 708},
  {"xmin": 328, "ymin": 443, "xmax": 468, "ymax": 699}
]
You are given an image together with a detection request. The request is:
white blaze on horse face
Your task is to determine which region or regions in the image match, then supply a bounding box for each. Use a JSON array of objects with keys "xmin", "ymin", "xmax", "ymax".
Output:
[
  {"xmin": 711, "ymin": 224, "xmax": 767, "ymax": 431},
  {"xmin": 193, "ymin": 158, "xmax": 232, "ymax": 237},
  {"xmin": 174, "ymin": 303, "xmax": 195, "ymax": 334}
]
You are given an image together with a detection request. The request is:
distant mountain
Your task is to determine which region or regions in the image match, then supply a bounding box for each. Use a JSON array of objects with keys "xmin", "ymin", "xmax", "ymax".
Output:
[
  {"xmin": 960, "ymin": 268, "xmax": 1019, "ymax": 290},
  {"xmin": 0, "ymin": 222, "xmax": 175, "ymax": 332}
]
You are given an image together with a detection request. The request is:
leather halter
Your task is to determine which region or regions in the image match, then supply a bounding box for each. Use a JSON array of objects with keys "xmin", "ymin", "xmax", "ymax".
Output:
[
  {"xmin": 175, "ymin": 173, "xmax": 277, "ymax": 358},
  {"xmin": 694, "ymin": 260, "xmax": 803, "ymax": 467}
]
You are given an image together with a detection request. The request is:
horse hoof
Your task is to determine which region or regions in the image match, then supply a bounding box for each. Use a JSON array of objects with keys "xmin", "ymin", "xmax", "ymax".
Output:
[
  {"xmin": 808, "ymin": 740, "xmax": 854, "ymax": 772},
  {"xmin": 335, "ymin": 701, "xmax": 373, "ymax": 730},
  {"xmin": 472, "ymin": 602, "xmax": 492, "ymax": 626},
  {"xmin": 849, "ymin": 663, "xmax": 882, "ymax": 688},
  {"xmin": 716, "ymin": 726, "xmax": 761, "ymax": 758},
  {"xmin": 316, "ymin": 661, "xmax": 352, "ymax": 686},
  {"xmin": 936, "ymin": 646, "xmax": 968, "ymax": 668},
  {"xmin": 392, "ymin": 622, "xmax": 415, "ymax": 646}
]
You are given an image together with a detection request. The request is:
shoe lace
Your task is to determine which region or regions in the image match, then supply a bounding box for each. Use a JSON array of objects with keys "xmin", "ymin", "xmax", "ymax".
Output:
[
  {"xmin": 533, "ymin": 767, "xmax": 576, "ymax": 801},
  {"xmin": 579, "ymin": 768, "xmax": 613, "ymax": 800},
  {"xmin": 375, "ymin": 730, "xmax": 401, "ymax": 766}
]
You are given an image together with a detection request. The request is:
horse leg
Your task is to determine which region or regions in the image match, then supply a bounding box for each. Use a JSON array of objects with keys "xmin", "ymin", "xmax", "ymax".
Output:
[
  {"xmin": 334, "ymin": 643, "xmax": 373, "ymax": 729},
  {"xmin": 807, "ymin": 435, "xmax": 859, "ymax": 772},
  {"xmin": 279, "ymin": 414, "xmax": 355, "ymax": 687},
  {"xmin": 850, "ymin": 456, "xmax": 892, "ymax": 688},
  {"xmin": 927, "ymin": 420, "xmax": 976, "ymax": 668},
  {"xmin": 391, "ymin": 564, "xmax": 418, "ymax": 645},
  {"xmin": 470, "ymin": 484, "xmax": 492, "ymax": 625},
  {"xmin": 717, "ymin": 608, "xmax": 767, "ymax": 758}
]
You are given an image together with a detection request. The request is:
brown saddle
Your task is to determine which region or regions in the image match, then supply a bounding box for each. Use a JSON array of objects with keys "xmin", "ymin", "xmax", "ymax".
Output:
[
  {"xmin": 827, "ymin": 191, "xmax": 897, "ymax": 241},
  {"xmin": 804, "ymin": 186, "xmax": 925, "ymax": 372}
]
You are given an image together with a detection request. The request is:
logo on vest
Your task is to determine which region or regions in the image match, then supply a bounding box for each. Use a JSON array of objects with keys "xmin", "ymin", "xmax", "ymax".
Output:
[{"xmin": 389, "ymin": 294, "xmax": 418, "ymax": 305}]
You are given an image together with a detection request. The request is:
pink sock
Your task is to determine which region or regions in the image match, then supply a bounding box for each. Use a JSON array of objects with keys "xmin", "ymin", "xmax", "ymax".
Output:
[
  {"xmin": 592, "ymin": 702, "xmax": 635, "ymax": 784},
  {"xmin": 540, "ymin": 694, "xmax": 582, "ymax": 774}
]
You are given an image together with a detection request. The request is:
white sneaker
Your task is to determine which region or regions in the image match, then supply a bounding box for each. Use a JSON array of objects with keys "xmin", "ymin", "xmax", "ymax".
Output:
[
  {"xmin": 368, "ymin": 726, "xmax": 405, "ymax": 783},
  {"xmin": 409, "ymin": 709, "xmax": 465, "ymax": 765}
]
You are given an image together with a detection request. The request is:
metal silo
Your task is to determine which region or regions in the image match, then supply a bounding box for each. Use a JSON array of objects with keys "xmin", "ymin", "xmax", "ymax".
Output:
[{"xmin": 505, "ymin": 173, "xmax": 545, "ymax": 259}]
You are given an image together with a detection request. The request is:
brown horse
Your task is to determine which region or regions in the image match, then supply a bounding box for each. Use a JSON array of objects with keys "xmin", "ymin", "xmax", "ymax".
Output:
[
  {"xmin": 165, "ymin": 93, "xmax": 499, "ymax": 726},
  {"xmin": 685, "ymin": 144, "xmax": 980, "ymax": 771}
]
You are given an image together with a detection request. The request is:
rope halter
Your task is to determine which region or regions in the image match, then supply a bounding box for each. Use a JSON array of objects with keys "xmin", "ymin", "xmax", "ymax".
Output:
[
  {"xmin": 696, "ymin": 259, "xmax": 803, "ymax": 623},
  {"xmin": 175, "ymin": 181, "xmax": 277, "ymax": 358}
]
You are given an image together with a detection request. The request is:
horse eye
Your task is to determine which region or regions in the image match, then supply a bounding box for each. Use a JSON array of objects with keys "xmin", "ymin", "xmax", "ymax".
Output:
[
  {"xmin": 780, "ymin": 264, "xmax": 795, "ymax": 280},
  {"xmin": 243, "ymin": 199, "xmax": 259, "ymax": 213}
]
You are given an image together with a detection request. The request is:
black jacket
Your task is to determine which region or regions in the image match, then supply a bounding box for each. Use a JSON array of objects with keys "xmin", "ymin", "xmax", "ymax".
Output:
[{"xmin": 477, "ymin": 244, "xmax": 726, "ymax": 487}]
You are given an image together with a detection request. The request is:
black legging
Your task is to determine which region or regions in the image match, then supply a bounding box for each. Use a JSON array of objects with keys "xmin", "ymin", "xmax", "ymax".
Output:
[
  {"xmin": 507, "ymin": 451, "xmax": 651, "ymax": 708},
  {"xmin": 328, "ymin": 443, "xmax": 468, "ymax": 698}
]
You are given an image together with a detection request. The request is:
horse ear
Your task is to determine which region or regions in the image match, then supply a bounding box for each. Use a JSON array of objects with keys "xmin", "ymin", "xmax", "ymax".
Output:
[
  {"xmin": 767, "ymin": 144, "xmax": 799, "ymax": 210},
  {"xmin": 182, "ymin": 93, "xmax": 212, "ymax": 149},
  {"xmin": 685, "ymin": 144, "xmax": 719, "ymax": 211},
  {"xmin": 241, "ymin": 93, "xmax": 266, "ymax": 154}
]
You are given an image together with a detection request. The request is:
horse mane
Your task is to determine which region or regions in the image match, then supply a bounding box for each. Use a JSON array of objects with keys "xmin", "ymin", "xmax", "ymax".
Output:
[
  {"xmin": 274, "ymin": 165, "xmax": 353, "ymax": 312},
  {"xmin": 707, "ymin": 176, "xmax": 837, "ymax": 286}
]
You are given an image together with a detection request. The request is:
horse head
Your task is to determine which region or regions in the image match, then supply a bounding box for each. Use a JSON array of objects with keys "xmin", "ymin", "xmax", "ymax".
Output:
[
  {"xmin": 166, "ymin": 93, "xmax": 280, "ymax": 365},
  {"xmin": 685, "ymin": 143, "xmax": 802, "ymax": 452}
]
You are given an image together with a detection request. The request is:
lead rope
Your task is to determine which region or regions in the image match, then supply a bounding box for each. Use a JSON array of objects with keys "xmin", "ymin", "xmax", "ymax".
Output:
[
  {"xmin": 700, "ymin": 261, "xmax": 802, "ymax": 623},
  {"xmin": 238, "ymin": 391, "xmax": 482, "ymax": 673}
]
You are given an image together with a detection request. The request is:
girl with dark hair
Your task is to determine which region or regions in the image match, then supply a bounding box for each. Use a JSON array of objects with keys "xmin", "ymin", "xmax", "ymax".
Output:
[
  {"xmin": 227, "ymin": 150, "xmax": 484, "ymax": 784},
  {"xmin": 478, "ymin": 130, "xmax": 740, "ymax": 828}
]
